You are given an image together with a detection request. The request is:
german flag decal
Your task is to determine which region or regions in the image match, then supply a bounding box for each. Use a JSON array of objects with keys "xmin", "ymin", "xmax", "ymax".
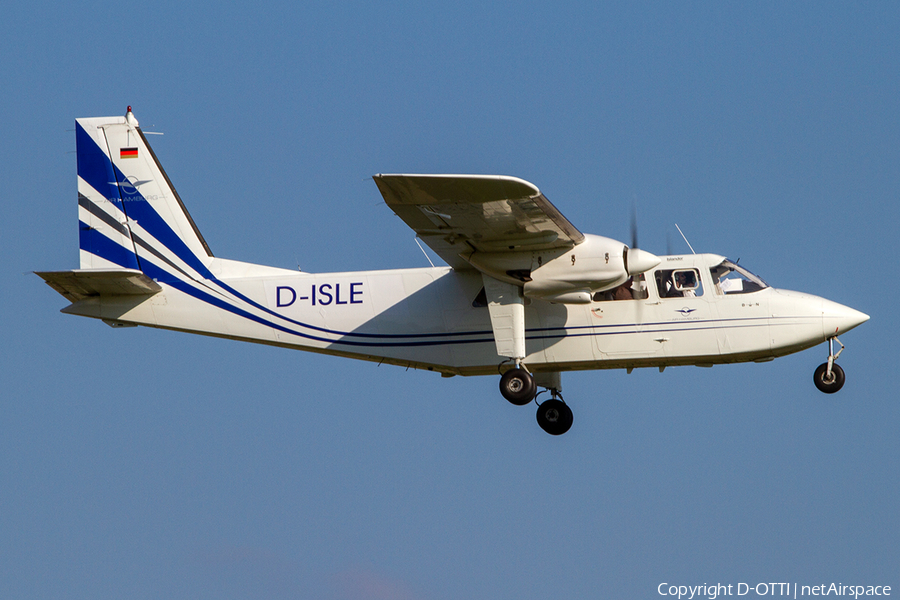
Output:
[{"xmin": 120, "ymin": 147, "xmax": 138, "ymax": 159}]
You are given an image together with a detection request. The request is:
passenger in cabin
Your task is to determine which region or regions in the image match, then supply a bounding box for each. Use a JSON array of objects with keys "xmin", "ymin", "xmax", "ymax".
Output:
[
  {"xmin": 613, "ymin": 277, "xmax": 634, "ymax": 300},
  {"xmin": 593, "ymin": 274, "xmax": 648, "ymax": 302},
  {"xmin": 596, "ymin": 277, "xmax": 635, "ymax": 301}
]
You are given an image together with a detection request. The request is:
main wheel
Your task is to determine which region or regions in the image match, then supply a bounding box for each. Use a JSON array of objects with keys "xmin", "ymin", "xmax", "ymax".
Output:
[
  {"xmin": 499, "ymin": 368, "xmax": 536, "ymax": 405},
  {"xmin": 814, "ymin": 362, "xmax": 845, "ymax": 394},
  {"xmin": 536, "ymin": 399, "xmax": 573, "ymax": 435}
]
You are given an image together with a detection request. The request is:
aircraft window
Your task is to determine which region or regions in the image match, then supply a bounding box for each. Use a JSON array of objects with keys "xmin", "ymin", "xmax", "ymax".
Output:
[
  {"xmin": 655, "ymin": 268, "xmax": 704, "ymax": 298},
  {"xmin": 593, "ymin": 273, "xmax": 649, "ymax": 301},
  {"xmin": 709, "ymin": 259, "xmax": 768, "ymax": 295}
]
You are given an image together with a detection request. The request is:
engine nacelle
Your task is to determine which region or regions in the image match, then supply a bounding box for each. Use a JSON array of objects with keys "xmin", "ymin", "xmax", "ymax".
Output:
[
  {"xmin": 525, "ymin": 234, "xmax": 658, "ymax": 303},
  {"xmin": 466, "ymin": 234, "xmax": 660, "ymax": 304}
]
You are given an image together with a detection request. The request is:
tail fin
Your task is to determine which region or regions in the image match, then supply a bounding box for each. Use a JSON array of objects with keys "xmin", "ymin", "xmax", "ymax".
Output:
[{"xmin": 75, "ymin": 108, "xmax": 213, "ymax": 282}]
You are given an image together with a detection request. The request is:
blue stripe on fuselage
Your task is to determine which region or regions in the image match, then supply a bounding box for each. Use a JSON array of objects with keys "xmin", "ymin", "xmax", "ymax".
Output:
[{"xmin": 139, "ymin": 257, "xmax": 496, "ymax": 348}]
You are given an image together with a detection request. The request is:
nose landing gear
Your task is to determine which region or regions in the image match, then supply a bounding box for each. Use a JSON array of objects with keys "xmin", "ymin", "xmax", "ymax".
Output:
[
  {"xmin": 499, "ymin": 366, "xmax": 573, "ymax": 435},
  {"xmin": 814, "ymin": 336, "xmax": 846, "ymax": 394}
]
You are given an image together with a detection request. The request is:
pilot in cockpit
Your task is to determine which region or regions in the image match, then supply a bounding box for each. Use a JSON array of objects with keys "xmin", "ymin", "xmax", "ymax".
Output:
[
  {"xmin": 663, "ymin": 273, "xmax": 682, "ymax": 298},
  {"xmin": 675, "ymin": 271, "xmax": 696, "ymax": 297}
]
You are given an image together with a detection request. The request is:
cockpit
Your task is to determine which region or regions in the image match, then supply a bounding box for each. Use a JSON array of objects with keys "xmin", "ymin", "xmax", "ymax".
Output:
[
  {"xmin": 709, "ymin": 259, "xmax": 768, "ymax": 294},
  {"xmin": 589, "ymin": 255, "xmax": 770, "ymax": 303}
]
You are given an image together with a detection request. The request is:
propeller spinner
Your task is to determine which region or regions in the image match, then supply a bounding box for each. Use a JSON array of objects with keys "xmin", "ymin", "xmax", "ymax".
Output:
[{"xmin": 623, "ymin": 205, "xmax": 660, "ymax": 275}]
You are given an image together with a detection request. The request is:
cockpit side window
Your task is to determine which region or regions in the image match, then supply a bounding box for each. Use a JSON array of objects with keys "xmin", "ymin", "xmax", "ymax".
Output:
[
  {"xmin": 655, "ymin": 268, "xmax": 703, "ymax": 298},
  {"xmin": 709, "ymin": 260, "xmax": 769, "ymax": 295}
]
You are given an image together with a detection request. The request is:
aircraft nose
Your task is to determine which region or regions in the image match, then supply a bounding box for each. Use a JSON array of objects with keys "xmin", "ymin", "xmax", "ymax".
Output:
[{"xmin": 822, "ymin": 299, "xmax": 869, "ymax": 337}]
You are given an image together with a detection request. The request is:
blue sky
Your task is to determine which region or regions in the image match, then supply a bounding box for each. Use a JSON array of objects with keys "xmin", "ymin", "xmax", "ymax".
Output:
[{"xmin": 2, "ymin": 2, "xmax": 898, "ymax": 598}]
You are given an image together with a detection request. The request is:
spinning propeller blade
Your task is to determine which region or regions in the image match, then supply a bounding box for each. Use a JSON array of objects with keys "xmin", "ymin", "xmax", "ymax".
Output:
[
  {"xmin": 631, "ymin": 203, "xmax": 639, "ymax": 251},
  {"xmin": 623, "ymin": 209, "xmax": 660, "ymax": 276}
]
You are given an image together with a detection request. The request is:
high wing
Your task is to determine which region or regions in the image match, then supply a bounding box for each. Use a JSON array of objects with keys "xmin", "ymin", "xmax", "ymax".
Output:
[{"xmin": 373, "ymin": 174, "xmax": 585, "ymax": 270}]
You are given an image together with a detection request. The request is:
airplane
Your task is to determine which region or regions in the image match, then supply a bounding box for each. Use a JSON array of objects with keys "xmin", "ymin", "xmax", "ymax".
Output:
[{"xmin": 37, "ymin": 108, "xmax": 870, "ymax": 435}]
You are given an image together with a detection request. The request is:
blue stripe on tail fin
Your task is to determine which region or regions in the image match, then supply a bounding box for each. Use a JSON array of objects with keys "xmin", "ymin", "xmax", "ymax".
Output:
[
  {"xmin": 74, "ymin": 109, "xmax": 213, "ymax": 280},
  {"xmin": 75, "ymin": 119, "xmax": 140, "ymax": 270}
]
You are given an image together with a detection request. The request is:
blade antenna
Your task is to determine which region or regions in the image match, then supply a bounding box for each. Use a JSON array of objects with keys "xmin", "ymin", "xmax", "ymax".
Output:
[
  {"xmin": 674, "ymin": 223, "xmax": 696, "ymax": 255},
  {"xmin": 415, "ymin": 237, "xmax": 435, "ymax": 267}
]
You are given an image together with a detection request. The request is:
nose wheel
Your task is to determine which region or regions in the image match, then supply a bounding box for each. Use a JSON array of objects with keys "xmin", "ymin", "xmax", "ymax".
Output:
[
  {"xmin": 814, "ymin": 336, "xmax": 846, "ymax": 394},
  {"xmin": 814, "ymin": 362, "xmax": 845, "ymax": 393}
]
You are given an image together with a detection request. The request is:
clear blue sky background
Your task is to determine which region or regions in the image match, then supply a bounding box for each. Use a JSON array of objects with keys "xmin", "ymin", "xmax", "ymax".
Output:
[{"xmin": 2, "ymin": 2, "xmax": 897, "ymax": 599}]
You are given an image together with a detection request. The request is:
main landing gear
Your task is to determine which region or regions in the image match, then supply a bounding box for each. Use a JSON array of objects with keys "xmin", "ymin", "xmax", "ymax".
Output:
[
  {"xmin": 814, "ymin": 336, "xmax": 847, "ymax": 394},
  {"xmin": 535, "ymin": 395, "xmax": 574, "ymax": 436},
  {"xmin": 499, "ymin": 366, "xmax": 573, "ymax": 435},
  {"xmin": 499, "ymin": 367, "xmax": 536, "ymax": 406}
]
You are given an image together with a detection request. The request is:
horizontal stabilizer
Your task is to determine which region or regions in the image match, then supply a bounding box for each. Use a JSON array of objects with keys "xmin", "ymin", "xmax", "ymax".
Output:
[{"xmin": 36, "ymin": 269, "xmax": 162, "ymax": 303}]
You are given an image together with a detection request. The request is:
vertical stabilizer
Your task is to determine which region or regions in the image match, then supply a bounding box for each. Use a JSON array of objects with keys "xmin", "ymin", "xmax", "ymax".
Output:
[{"xmin": 75, "ymin": 108, "xmax": 213, "ymax": 282}]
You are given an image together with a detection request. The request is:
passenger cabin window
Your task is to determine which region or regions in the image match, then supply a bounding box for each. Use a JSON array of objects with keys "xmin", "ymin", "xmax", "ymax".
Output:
[
  {"xmin": 593, "ymin": 273, "xmax": 649, "ymax": 301},
  {"xmin": 709, "ymin": 259, "xmax": 768, "ymax": 295},
  {"xmin": 655, "ymin": 268, "xmax": 703, "ymax": 298}
]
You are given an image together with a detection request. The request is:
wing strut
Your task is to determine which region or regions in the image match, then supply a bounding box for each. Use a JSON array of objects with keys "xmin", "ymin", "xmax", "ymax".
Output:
[{"xmin": 482, "ymin": 274, "xmax": 526, "ymax": 362}]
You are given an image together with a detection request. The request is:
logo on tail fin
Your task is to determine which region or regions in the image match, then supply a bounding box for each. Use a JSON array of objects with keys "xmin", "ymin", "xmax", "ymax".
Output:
[{"xmin": 109, "ymin": 176, "xmax": 151, "ymax": 196}]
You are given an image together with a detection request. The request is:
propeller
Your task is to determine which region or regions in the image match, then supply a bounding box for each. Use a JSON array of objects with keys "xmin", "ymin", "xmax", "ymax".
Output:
[
  {"xmin": 623, "ymin": 203, "xmax": 660, "ymax": 276},
  {"xmin": 631, "ymin": 203, "xmax": 639, "ymax": 251},
  {"xmin": 622, "ymin": 202, "xmax": 660, "ymax": 329}
]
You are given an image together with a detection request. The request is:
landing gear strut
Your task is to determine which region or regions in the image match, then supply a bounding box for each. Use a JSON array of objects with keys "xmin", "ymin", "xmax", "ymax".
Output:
[{"xmin": 814, "ymin": 336, "xmax": 846, "ymax": 394}]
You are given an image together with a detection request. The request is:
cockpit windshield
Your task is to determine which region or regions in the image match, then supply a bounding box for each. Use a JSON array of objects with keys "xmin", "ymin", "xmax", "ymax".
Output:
[{"xmin": 709, "ymin": 259, "xmax": 769, "ymax": 294}]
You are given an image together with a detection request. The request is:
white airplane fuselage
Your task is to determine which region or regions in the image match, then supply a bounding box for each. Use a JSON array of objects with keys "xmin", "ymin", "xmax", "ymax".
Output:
[
  {"xmin": 61, "ymin": 252, "xmax": 864, "ymax": 377},
  {"xmin": 39, "ymin": 110, "xmax": 869, "ymax": 434}
]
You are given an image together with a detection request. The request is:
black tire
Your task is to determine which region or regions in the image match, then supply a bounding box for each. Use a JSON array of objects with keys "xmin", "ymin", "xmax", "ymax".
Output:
[
  {"xmin": 536, "ymin": 399, "xmax": 573, "ymax": 435},
  {"xmin": 499, "ymin": 368, "xmax": 536, "ymax": 405},
  {"xmin": 814, "ymin": 362, "xmax": 845, "ymax": 394}
]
